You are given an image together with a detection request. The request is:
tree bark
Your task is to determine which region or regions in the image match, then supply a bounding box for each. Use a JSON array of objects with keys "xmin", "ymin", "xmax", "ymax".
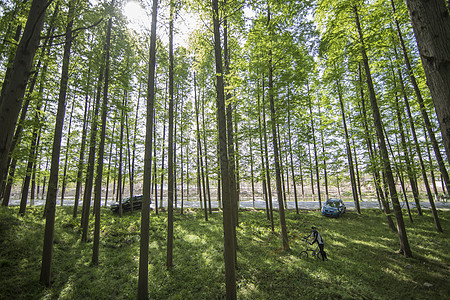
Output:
[
  {"xmin": 166, "ymin": 0, "xmax": 175, "ymax": 268},
  {"xmin": 212, "ymin": 0, "xmax": 237, "ymax": 297},
  {"xmin": 0, "ymin": 0, "xmax": 49, "ymax": 187},
  {"xmin": 92, "ymin": 17, "xmax": 112, "ymax": 265},
  {"xmin": 40, "ymin": 0, "xmax": 75, "ymax": 285},
  {"xmin": 138, "ymin": 0, "xmax": 158, "ymax": 297},
  {"xmin": 307, "ymin": 83, "xmax": 321, "ymax": 209},
  {"xmin": 354, "ymin": 6, "xmax": 412, "ymax": 256},
  {"xmin": 336, "ymin": 75, "xmax": 360, "ymax": 213},
  {"xmin": 404, "ymin": 0, "xmax": 450, "ymax": 170},
  {"xmin": 60, "ymin": 99, "xmax": 74, "ymax": 206},
  {"xmin": 73, "ymin": 70, "xmax": 91, "ymax": 218}
]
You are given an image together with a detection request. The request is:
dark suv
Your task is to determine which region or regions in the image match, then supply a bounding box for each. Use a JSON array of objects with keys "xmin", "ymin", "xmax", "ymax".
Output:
[{"xmin": 110, "ymin": 195, "xmax": 151, "ymax": 213}]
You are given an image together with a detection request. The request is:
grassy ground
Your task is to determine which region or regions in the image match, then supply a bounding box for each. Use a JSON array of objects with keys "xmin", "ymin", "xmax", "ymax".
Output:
[{"xmin": 0, "ymin": 206, "xmax": 449, "ymax": 300}]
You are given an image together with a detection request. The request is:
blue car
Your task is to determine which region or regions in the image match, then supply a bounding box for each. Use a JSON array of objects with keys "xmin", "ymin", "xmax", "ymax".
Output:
[{"xmin": 321, "ymin": 198, "xmax": 346, "ymax": 217}]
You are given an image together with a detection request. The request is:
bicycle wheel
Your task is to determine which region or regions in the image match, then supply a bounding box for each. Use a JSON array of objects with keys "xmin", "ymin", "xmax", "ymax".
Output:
[{"xmin": 299, "ymin": 251, "xmax": 308, "ymax": 259}]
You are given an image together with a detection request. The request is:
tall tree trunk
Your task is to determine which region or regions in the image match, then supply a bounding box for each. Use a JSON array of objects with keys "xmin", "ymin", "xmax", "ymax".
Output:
[
  {"xmin": 249, "ymin": 135, "xmax": 256, "ymax": 208},
  {"xmin": 212, "ymin": 0, "xmax": 237, "ymax": 297},
  {"xmin": 81, "ymin": 58, "xmax": 104, "ymax": 242},
  {"xmin": 0, "ymin": 0, "xmax": 49, "ymax": 187},
  {"xmin": 307, "ymin": 83, "xmax": 322, "ymax": 210},
  {"xmin": 40, "ymin": 1, "xmax": 75, "ymax": 285},
  {"xmin": 354, "ymin": 6, "xmax": 412, "ymax": 255},
  {"xmin": 404, "ymin": 0, "xmax": 450, "ymax": 168},
  {"xmin": 104, "ymin": 120, "xmax": 115, "ymax": 207},
  {"xmin": 397, "ymin": 63, "xmax": 442, "ymax": 231},
  {"xmin": 19, "ymin": 98, "xmax": 44, "ymax": 216},
  {"xmin": 392, "ymin": 0, "xmax": 450, "ymax": 193},
  {"xmin": 138, "ymin": 0, "xmax": 158, "ymax": 297},
  {"xmin": 267, "ymin": 4, "xmax": 289, "ymax": 250},
  {"xmin": 287, "ymin": 93, "xmax": 299, "ymax": 214},
  {"xmin": 335, "ymin": 76, "xmax": 360, "ymax": 213},
  {"xmin": 117, "ymin": 93, "xmax": 126, "ymax": 217},
  {"xmin": 130, "ymin": 86, "xmax": 140, "ymax": 204},
  {"xmin": 166, "ymin": 1, "xmax": 175, "ymax": 268},
  {"xmin": 92, "ymin": 17, "xmax": 112, "ymax": 264},
  {"xmin": 385, "ymin": 126, "xmax": 414, "ymax": 222},
  {"xmin": 319, "ymin": 106, "xmax": 329, "ymax": 200},
  {"xmin": 74, "ymin": 70, "xmax": 92, "ymax": 218},
  {"xmin": 262, "ymin": 79, "xmax": 274, "ymax": 231},
  {"xmin": 194, "ymin": 73, "xmax": 204, "ymax": 213},
  {"xmin": 359, "ymin": 63, "xmax": 396, "ymax": 230},
  {"xmin": 224, "ymin": 6, "xmax": 238, "ymax": 230},
  {"xmin": 202, "ymin": 92, "xmax": 212, "ymax": 213},
  {"xmin": 159, "ymin": 84, "xmax": 167, "ymax": 211},
  {"xmin": 392, "ymin": 55, "xmax": 423, "ymax": 215},
  {"xmin": 60, "ymin": 99, "xmax": 74, "ymax": 206},
  {"xmin": 257, "ymin": 78, "xmax": 270, "ymax": 221},
  {"xmin": 1, "ymin": 4, "xmax": 59, "ymax": 205},
  {"xmin": 0, "ymin": 25, "xmax": 21, "ymax": 202}
]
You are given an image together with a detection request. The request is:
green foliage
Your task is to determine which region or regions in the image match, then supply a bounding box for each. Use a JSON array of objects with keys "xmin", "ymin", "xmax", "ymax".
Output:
[{"xmin": 0, "ymin": 206, "xmax": 449, "ymax": 299}]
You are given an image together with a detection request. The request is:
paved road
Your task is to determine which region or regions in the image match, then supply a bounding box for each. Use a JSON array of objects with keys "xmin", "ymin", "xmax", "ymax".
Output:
[{"xmin": 8, "ymin": 198, "xmax": 450, "ymax": 210}]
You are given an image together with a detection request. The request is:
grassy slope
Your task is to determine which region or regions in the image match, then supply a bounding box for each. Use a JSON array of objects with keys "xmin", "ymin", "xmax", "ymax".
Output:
[{"xmin": 0, "ymin": 206, "xmax": 448, "ymax": 299}]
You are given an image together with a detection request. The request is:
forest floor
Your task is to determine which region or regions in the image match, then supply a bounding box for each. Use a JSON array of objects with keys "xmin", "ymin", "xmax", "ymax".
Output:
[{"xmin": 0, "ymin": 206, "xmax": 449, "ymax": 299}]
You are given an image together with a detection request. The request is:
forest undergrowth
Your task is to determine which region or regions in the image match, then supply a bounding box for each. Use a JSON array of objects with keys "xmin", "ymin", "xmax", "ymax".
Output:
[{"xmin": 0, "ymin": 206, "xmax": 449, "ymax": 299}]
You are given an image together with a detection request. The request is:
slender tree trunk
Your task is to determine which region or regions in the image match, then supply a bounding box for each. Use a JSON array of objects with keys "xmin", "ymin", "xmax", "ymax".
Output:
[
  {"xmin": 138, "ymin": 0, "xmax": 158, "ymax": 296},
  {"xmin": 319, "ymin": 106, "xmax": 329, "ymax": 200},
  {"xmin": 249, "ymin": 135, "xmax": 256, "ymax": 208},
  {"xmin": 81, "ymin": 61, "xmax": 104, "ymax": 242},
  {"xmin": 166, "ymin": 1, "xmax": 175, "ymax": 268},
  {"xmin": 194, "ymin": 73, "xmax": 204, "ymax": 214},
  {"xmin": 359, "ymin": 63, "xmax": 396, "ymax": 231},
  {"xmin": 60, "ymin": 100, "xmax": 74, "ymax": 206},
  {"xmin": 224, "ymin": 8, "xmax": 238, "ymax": 231},
  {"xmin": 307, "ymin": 83, "xmax": 321, "ymax": 209},
  {"xmin": 92, "ymin": 17, "xmax": 112, "ymax": 264},
  {"xmin": 130, "ymin": 86, "xmax": 140, "ymax": 203},
  {"xmin": 308, "ymin": 143, "xmax": 315, "ymax": 201},
  {"xmin": 335, "ymin": 76, "xmax": 360, "ymax": 213},
  {"xmin": 257, "ymin": 79, "xmax": 270, "ymax": 221},
  {"xmin": 287, "ymin": 96, "xmax": 299, "ymax": 214},
  {"xmin": 104, "ymin": 120, "xmax": 115, "ymax": 207},
  {"xmin": 385, "ymin": 126, "xmax": 414, "ymax": 223},
  {"xmin": 392, "ymin": 56, "xmax": 423, "ymax": 215},
  {"xmin": 262, "ymin": 79, "xmax": 274, "ymax": 231},
  {"xmin": 267, "ymin": 4, "xmax": 289, "ymax": 250},
  {"xmin": 19, "ymin": 98, "xmax": 44, "ymax": 215},
  {"xmin": 212, "ymin": 0, "xmax": 237, "ymax": 297},
  {"xmin": 116, "ymin": 92, "xmax": 126, "ymax": 217},
  {"xmin": 74, "ymin": 71, "xmax": 91, "ymax": 218},
  {"xmin": 201, "ymin": 91, "xmax": 212, "ymax": 214},
  {"xmin": 160, "ymin": 84, "xmax": 167, "ymax": 211},
  {"xmin": 40, "ymin": 1, "xmax": 75, "ymax": 285},
  {"xmin": 354, "ymin": 6, "xmax": 412, "ymax": 255}
]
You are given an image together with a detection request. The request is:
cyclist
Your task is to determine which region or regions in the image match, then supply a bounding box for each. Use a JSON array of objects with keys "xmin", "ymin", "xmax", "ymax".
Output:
[{"xmin": 306, "ymin": 226, "xmax": 328, "ymax": 261}]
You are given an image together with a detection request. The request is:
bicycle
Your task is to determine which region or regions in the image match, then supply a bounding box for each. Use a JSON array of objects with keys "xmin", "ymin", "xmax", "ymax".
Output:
[{"xmin": 299, "ymin": 238, "xmax": 322, "ymax": 260}]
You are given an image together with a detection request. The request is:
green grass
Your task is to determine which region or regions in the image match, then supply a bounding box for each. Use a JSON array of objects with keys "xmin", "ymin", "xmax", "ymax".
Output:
[{"xmin": 0, "ymin": 206, "xmax": 449, "ymax": 299}]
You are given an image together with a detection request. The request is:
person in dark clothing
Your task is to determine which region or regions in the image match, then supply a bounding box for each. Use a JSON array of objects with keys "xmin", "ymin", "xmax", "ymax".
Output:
[{"xmin": 307, "ymin": 226, "xmax": 328, "ymax": 261}]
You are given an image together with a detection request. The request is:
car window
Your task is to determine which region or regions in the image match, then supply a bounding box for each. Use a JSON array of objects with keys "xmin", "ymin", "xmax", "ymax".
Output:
[{"xmin": 326, "ymin": 201, "xmax": 339, "ymax": 207}]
